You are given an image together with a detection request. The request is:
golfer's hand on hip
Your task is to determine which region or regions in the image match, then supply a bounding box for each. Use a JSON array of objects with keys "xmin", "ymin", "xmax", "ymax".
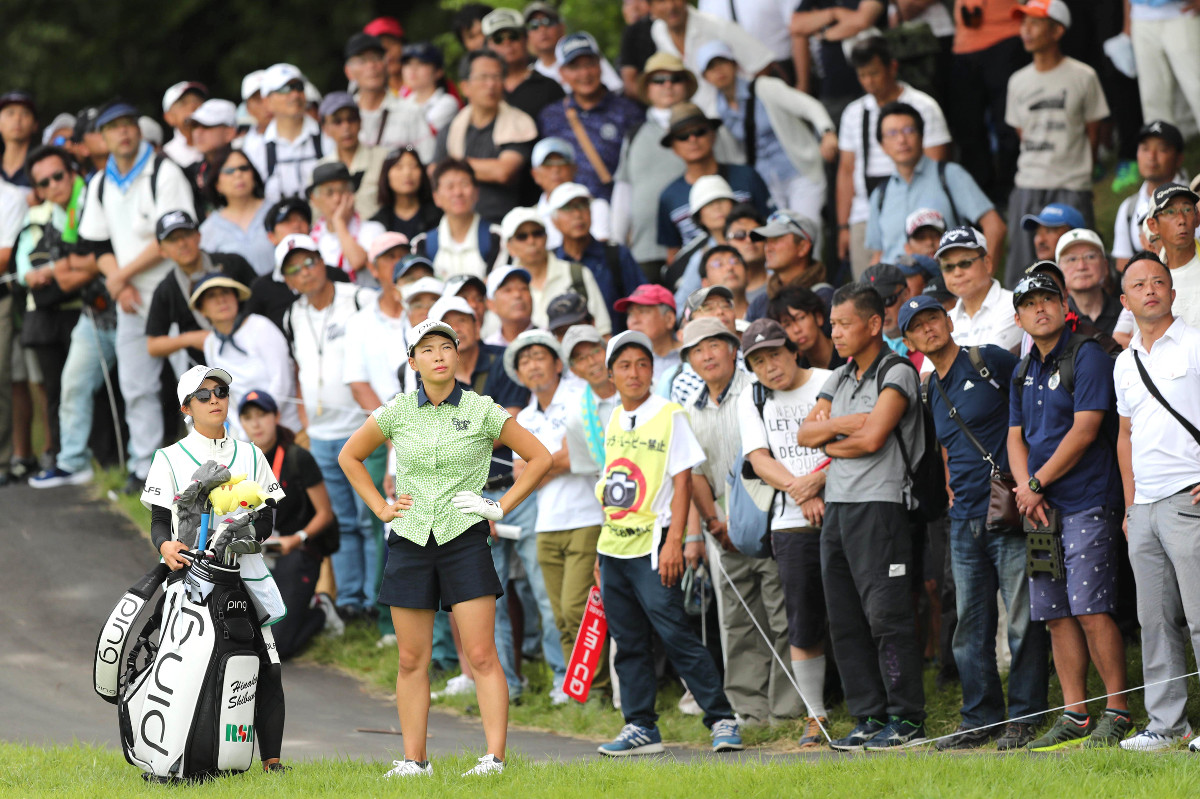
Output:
[{"xmin": 452, "ymin": 491, "xmax": 504, "ymax": 521}]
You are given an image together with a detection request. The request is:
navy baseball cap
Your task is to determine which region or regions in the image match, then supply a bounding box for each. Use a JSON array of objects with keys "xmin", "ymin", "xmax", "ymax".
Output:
[
  {"xmin": 95, "ymin": 100, "xmax": 139, "ymax": 129},
  {"xmin": 1020, "ymin": 202, "xmax": 1085, "ymax": 232},
  {"xmin": 156, "ymin": 209, "xmax": 198, "ymax": 241},
  {"xmin": 1012, "ymin": 273, "xmax": 1062, "ymax": 309},
  {"xmin": 401, "ymin": 42, "xmax": 444, "ymax": 69},
  {"xmin": 238, "ymin": 388, "xmax": 278, "ymax": 415},
  {"xmin": 898, "ymin": 294, "xmax": 947, "ymax": 335},
  {"xmin": 556, "ymin": 32, "xmax": 600, "ymax": 66}
]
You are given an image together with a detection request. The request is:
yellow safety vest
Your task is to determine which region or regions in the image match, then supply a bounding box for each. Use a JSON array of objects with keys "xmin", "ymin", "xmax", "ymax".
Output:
[{"xmin": 595, "ymin": 400, "xmax": 677, "ymax": 559}]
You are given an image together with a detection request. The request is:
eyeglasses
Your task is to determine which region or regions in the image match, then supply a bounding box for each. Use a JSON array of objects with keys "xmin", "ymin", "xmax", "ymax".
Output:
[
  {"xmin": 527, "ymin": 17, "xmax": 558, "ymax": 31},
  {"xmin": 490, "ymin": 30, "xmax": 523, "ymax": 44},
  {"xmin": 570, "ymin": 345, "xmax": 604, "ymax": 365},
  {"xmin": 35, "ymin": 170, "xmax": 67, "ymax": 189},
  {"xmin": 511, "ymin": 230, "xmax": 547, "ymax": 242},
  {"xmin": 648, "ymin": 74, "xmax": 687, "ymax": 86},
  {"xmin": 189, "ymin": 385, "xmax": 230, "ymax": 403},
  {"xmin": 881, "ymin": 125, "xmax": 919, "ymax": 140},
  {"xmin": 282, "ymin": 256, "xmax": 321, "ymax": 276},
  {"xmin": 220, "ymin": 164, "xmax": 253, "ymax": 176},
  {"xmin": 469, "ymin": 73, "xmax": 504, "ymax": 84},
  {"xmin": 1157, "ymin": 204, "xmax": 1198, "ymax": 219},
  {"xmin": 272, "ymin": 80, "xmax": 306, "ymax": 95},
  {"xmin": 940, "ymin": 254, "xmax": 982, "ymax": 273},
  {"xmin": 1059, "ymin": 251, "xmax": 1103, "ymax": 267},
  {"xmin": 672, "ymin": 127, "xmax": 710, "ymax": 143}
]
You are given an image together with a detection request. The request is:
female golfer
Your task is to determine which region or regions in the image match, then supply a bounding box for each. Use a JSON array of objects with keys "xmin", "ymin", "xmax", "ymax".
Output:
[
  {"xmin": 139, "ymin": 364, "xmax": 289, "ymax": 772},
  {"xmin": 339, "ymin": 318, "xmax": 551, "ymax": 778}
]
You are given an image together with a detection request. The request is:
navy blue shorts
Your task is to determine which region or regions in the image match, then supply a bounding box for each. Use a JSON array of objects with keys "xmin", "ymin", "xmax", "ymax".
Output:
[
  {"xmin": 378, "ymin": 521, "xmax": 504, "ymax": 611},
  {"xmin": 1028, "ymin": 506, "xmax": 1120, "ymax": 622}
]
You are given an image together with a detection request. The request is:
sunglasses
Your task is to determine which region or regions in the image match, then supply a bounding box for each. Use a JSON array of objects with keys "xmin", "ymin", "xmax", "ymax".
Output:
[
  {"xmin": 727, "ymin": 230, "xmax": 752, "ymax": 241},
  {"xmin": 282, "ymin": 256, "xmax": 320, "ymax": 276},
  {"xmin": 35, "ymin": 170, "xmax": 68, "ymax": 189},
  {"xmin": 939, "ymin": 254, "xmax": 982, "ymax": 273},
  {"xmin": 672, "ymin": 128, "xmax": 710, "ymax": 143},
  {"xmin": 512, "ymin": 230, "xmax": 547, "ymax": 242},
  {"xmin": 882, "ymin": 289, "xmax": 904, "ymax": 308},
  {"xmin": 189, "ymin": 385, "xmax": 230, "ymax": 403},
  {"xmin": 490, "ymin": 30, "xmax": 523, "ymax": 44},
  {"xmin": 272, "ymin": 80, "xmax": 306, "ymax": 95},
  {"xmin": 648, "ymin": 74, "xmax": 687, "ymax": 86},
  {"xmin": 527, "ymin": 17, "xmax": 558, "ymax": 30},
  {"xmin": 220, "ymin": 164, "xmax": 253, "ymax": 176}
]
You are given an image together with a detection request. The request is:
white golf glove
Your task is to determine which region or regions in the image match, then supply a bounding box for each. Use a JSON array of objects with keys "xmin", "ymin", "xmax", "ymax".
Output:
[{"xmin": 451, "ymin": 491, "xmax": 504, "ymax": 521}]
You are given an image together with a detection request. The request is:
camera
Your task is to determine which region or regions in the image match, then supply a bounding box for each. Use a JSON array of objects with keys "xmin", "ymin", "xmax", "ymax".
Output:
[{"xmin": 602, "ymin": 472, "xmax": 638, "ymax": 510}]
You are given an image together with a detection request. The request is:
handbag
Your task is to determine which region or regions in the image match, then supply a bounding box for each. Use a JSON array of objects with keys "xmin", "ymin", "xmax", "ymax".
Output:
[
  {"xmin": 930, "ymin": 373, "xmax": 1022, "ymax": 535},
  {"xmin": 725, "ymin": 382, "xmax": 778, "ymax": 558}
]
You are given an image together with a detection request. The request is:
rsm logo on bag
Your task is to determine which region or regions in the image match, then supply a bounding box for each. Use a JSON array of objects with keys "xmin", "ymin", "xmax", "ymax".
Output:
[{"xmin": 225, "ymin": 723, "xmax": 254, "ymax": 743}]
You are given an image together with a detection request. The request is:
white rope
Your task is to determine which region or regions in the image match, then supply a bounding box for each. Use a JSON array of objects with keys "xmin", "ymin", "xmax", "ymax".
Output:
[
  {"xmin": 710, "ymin": 550, "xmax": 832, "ymax": 743},
  {"xmin": 903, "ymin": 668, "xmax": 1200, "ymax": 749}
]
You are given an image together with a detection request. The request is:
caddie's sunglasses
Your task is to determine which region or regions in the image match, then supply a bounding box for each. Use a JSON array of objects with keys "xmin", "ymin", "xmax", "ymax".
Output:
[{"xmin": 189, "ymin": 386, "xmax": 230, "ymax": 403}]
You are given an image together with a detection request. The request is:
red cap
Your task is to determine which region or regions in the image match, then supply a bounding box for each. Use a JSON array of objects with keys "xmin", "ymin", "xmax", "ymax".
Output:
[
  {"xmin": 614, "ymin": 284, "xmax": 677, "ymax": 313},
  {"xmin": 364, "ymin": 17, "xmax": 404, "ymax": 40}
]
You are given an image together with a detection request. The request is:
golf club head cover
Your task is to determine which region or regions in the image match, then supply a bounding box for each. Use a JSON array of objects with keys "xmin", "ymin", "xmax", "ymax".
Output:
[{"xmin": 174, "ymin": 461, "xmax": 233, "ymax": 547}]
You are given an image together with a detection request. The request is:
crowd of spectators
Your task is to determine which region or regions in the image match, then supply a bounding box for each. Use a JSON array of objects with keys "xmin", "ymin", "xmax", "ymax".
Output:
[{"xmin": 5, "ymin": 0, "xmax": 1200, "ymax": 755}]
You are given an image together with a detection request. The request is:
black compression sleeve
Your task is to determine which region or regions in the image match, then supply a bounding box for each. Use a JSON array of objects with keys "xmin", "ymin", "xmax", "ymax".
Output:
[{"xmin": 150, "ymin": 505, "xmax": 173, "ymax": 553}]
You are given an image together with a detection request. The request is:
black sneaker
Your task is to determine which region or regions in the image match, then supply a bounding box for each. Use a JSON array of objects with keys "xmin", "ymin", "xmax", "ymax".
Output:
[
  {"xmin": 936, "ymin": 723, "xmax": 1000, "ymax": 750},
  {"xmin": 996, "ymin": 721, "xmax": 1038, "ymax": 750},
  {"xmin": 829, "ymin": 717, "xmax": 887, "ymax": 751},
  {"xmin": 862, "ymin": 717, "xmax": 927, "ymax": 750},
  {"xmin": 121, "ymin": 474, "xmax": 145, "ymax": 495}
]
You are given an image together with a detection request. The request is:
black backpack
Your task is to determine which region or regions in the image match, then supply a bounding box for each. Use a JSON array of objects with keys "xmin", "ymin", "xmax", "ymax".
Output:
[
  {"xmin": 878, "ymin": 352, "xmax": 949, "ymax": 522},
  {"xmin": 1012, "ymin": 330, "xmax": 1119, "ymax": 402}
]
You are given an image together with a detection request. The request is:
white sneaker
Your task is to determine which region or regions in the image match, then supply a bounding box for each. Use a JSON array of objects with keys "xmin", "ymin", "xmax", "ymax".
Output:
[
  {"xmin": 316, "ymin": 593, "xmax": 344, "ymax": 637},
  {"xmin": 433, "ymin": 673, "xmax": 475, "ymax": 699},
  {"xmin": 677, "ymin": 688, "xmax": 702, "ymax": 716},
  {"xmin": 376, "ymin": 633, "xmax": 397, "ymax": 649},
  {"xmin": 1122, "ymin": 728, "xmax": 1189, "ymax": 751},
  {"xmin": 383, "ymin": 759, "xmax": 432, "ymax": 778},
  {"xmin": 461, "ymin": 754, "xmax": 504, "ymax": 776},
  {"xmin": 549, "ymin": 686, "xmax": 571, "ymax": 706}
]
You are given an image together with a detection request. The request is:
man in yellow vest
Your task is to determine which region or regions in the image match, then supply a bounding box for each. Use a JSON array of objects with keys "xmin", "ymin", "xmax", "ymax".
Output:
[{"xmin": 594, "ymin": 329, "xmax": 742, "ymax": 757}]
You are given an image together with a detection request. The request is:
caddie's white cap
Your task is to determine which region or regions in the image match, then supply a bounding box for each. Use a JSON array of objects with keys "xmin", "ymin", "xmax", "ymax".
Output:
[{"xmin": 177, "ymin": 364, "xmax": 233, "ymax": 406}]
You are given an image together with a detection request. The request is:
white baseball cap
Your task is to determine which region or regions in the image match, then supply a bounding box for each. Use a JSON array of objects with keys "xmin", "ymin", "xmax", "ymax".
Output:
[
  {"xmin": 486, "ymin": 264, "xmax": 532, "ymax": 300},
  {"xmin": 406, "ymin": 318, "xmax": 459, "ymax": 357},
  {"xmin": 428, "ymin": 294, "xmax": 476, "ymax": 322},
  {"xmin": 138, "ymin": 117, "xmax": 164, "ymax": 147},
  {"xmin": 189, "ymin": 99, "xmax": 237, "ymax": 128},
  {"xmin": 273, "ymin": 234, "xmax": 320, "ymax": 280},
  {"xmin": 548, "ymin": 182, "xmax": 592, "ymax": 213},
  {"xmin": 261, "ymin": 64, "xmax": 305, "ymax": 96},
  {"xmin": 176, "ymin": 364, "xmax": 233, "ymax": 406},
  {"xmin": 905, "ymin": 208, "xmax": 947, "ymax": 237},
  {"xmin": 501, "ymin": 206, "xmax": 546, "ymax": 242},
  {"xmin": 1054, "ymin": 228, "xmax": 1105, "ymax": 263},
  {"xmin": 402, "ymin": 276, "xmax": 446, "ymax": 304},
  {"xmin": 161, "ymin": 80, "xmax": 207, "ymax": 114},
  {"xmin": 241, "ymin": 70, "xmax": 266, "ymax": 101}
]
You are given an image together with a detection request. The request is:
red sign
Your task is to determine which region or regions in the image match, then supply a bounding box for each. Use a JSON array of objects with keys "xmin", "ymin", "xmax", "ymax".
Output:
[{"xmin": 564, "ymin": 586, "xmax": 607, "ymax": 703}]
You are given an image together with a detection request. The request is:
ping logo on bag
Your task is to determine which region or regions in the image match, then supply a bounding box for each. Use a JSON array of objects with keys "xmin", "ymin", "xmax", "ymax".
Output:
[
  {"xmin": 226, "ymin": 599, "xmax": 248, "ymax": 612},
  {"xmin": 225, "ymin": 724, "xmax": 254, "ymax": 743}
]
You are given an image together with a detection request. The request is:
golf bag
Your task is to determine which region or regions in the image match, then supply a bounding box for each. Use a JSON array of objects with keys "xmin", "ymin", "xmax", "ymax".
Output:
[{"xmin": 96, "ymin": 556, "xmax": 261, "ymax": 781}]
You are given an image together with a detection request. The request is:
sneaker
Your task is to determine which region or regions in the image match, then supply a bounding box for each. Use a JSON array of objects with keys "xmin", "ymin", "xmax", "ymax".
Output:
[
  {"xmin": 263, "ymin": 762, "xmax": 291, "ymax": 773},
  {"xmin": 863, "ymin": 717, "xmax": 927, "ymax": 750},
  {"xmin": 383, "ymin": 759, "xmax": 432, "ymax": 778},
  {"xmin": 1188, "ymin": 736, "xmax": 1200, "ymax": 752},
  {"xmin": 549, "ymin": 686, "xmax": 571, "ymax": 706},
  {"xmin": 376, "ymin": 633, "xmax": 397, "ymax": 649},
  {"xmin": 29, "ymin": 465, "xmax": 94, "ymax": 489},
  {"xmin": 461, "ymin": 754, "xmax": 504, "ymax": 776},
  {"xmin": 996, "ymin": 721, "xmax": 1038, "ymax": 751},
  {"xmin": 711, "ymin": 718, "xmax": 743, "ymax": 752},
  {"xmin": 1027, "ymin": 715, "xmax": 1095, "ymax": 751},
  {"xmin": 936, "ymin": 723, "xmax": 1000, "ymax": 751},
  {"xmin": 433, "ymin": 673, "xmax": 475, "ymax": 699},
  {"xmin": 798, "ymin": 716, "xmax": 827, "ymax": 749},
  {"xmin": 1084, "ymin": 712, "xmax": 1135, "ymax": 748},
  {"xmin": 677, "ymin": 688, "xmax": 702, "ymax": 716},
  {"xmin": 829, "ymin": 717, "xmax": 887, "ymax": 752},
  {"xmin": 10, "ymin": 457, "xmax": 38, "ymax": 480},
  {"xmin": 315, "ymin": 593, "xmax": 344, "ymax": 637},
  {"xmin": 1111, "ymin": 160, "xmax": 1140, "ymax": 194},
  {"xmin": 597, "ymin": 723, "xmax": 664, "ymax": 757},
  {"xmin": 1122, "ymin": 727, "xmax": 1190, "ymax": 752},
  {"xmin": 121, "ymin": 474, "xmax": 144, "ymax": 496}
]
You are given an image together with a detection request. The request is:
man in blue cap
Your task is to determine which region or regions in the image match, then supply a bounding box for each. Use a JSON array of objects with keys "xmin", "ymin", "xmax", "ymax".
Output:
[
  {"xmin": 1015, "ymin": 201, "xmax": 1085, "ymax": 283},
  {"xmin": 537, "ymin": 33, "xmax": 642, "ymax": 201},
  {"xmin": 899, "ymin": 293, "xmax": 1048, "ymax": 751}
]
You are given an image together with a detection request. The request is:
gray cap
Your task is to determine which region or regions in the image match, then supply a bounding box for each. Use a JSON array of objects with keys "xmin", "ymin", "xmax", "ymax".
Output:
[
  {"xmin": 561, "ymin": 324, "xmax": 603, "ymax": 361},
  {"xmin": 750, "ymin": 209, "xmax": 818, "ymax": 244},
  {"xmin": 504, "ymin": 329, "xmax": 562, "ymax": 386},
  {"xmin": 680, "ymin": 316, "xmax": 740, "ymax": 362},
  {"xmin": 685, "ymin": 285, "xmax": 734, "ymax": 316},
  {"xmin": 605, "ymin": 329, "xmax": 655, "ymax": 369}
]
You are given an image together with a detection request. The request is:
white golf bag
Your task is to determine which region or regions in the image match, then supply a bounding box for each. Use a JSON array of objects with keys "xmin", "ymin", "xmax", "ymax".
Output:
[{"xmin": 94, "ymin": 556, "xmax": 261, "ymax": 781}]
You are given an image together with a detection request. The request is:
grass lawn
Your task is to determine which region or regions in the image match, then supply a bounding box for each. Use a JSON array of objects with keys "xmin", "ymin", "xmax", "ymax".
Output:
[{"xmin": 2, "ymin": 741, "xmax": 1198, "ymax": 799}]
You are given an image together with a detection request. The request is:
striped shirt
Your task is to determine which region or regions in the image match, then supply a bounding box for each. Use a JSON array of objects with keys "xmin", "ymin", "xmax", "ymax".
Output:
[{"xmin": 686, "ymin": 369, "xmax": 752, "ymax": 499}]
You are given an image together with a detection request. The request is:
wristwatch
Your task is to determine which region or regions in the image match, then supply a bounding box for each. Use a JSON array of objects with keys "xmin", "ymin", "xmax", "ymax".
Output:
[
  {"xmin": 296, "ymin": 530, "xmax": 309, "ymax": 543},
  {"xmin": 1028, "ymin": 476, "xmax": 1043, "ymax": 494}
]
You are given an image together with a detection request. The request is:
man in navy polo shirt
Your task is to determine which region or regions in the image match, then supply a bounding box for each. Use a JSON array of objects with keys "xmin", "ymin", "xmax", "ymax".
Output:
[
  {"xmin": 901, "ymin": 295, "xmax": 1048, "ymax": 751},
  {"xmin": 1006, "ymin": 273, "xmax": 1130, "ymax": 751}
]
